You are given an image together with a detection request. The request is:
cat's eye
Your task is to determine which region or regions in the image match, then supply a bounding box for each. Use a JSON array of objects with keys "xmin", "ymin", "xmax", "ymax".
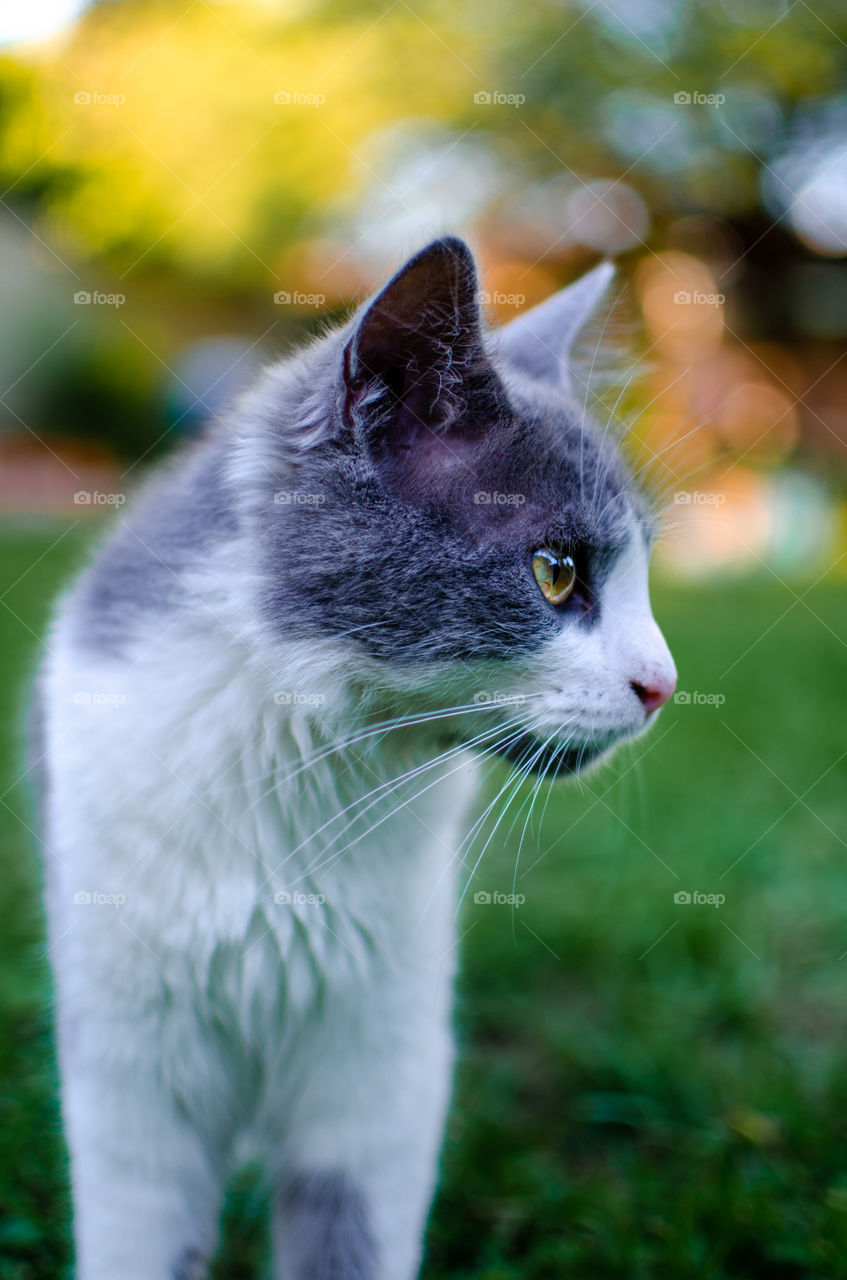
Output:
[{"xmin": 531, "ymin": 548, "xmax": 577, "ymax": 605}]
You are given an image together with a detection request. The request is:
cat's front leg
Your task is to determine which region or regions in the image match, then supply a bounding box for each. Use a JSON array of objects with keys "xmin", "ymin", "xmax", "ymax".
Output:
[
  {"xmin": 268, "ymin": 990, "xmax": 454, "ymax": 1280},
  {"xmin": 58, "ymin": 1006, "xmax": 227, "ymax": 1280}
]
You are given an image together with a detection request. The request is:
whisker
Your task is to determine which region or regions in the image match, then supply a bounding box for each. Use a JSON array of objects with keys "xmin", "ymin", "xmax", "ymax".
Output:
[
  {"xmin": 232, "ymin": 694, "xmax": 546, "ymax": 807},
  {"xmin": 505, "ymin": 728, "xmax": 574, "ymax": 939},
  {"xmin": 279, "ymin": 717, "xmax": 531, "ymax": 894},
  {"xmin": 511, "ymin": 725, "xmax": 570, "ymax": 874},
  {"xmin": 271, "ymin": 716, "xmax": 524, "ymax": 888},
  {"xmin": 414, "ymin": 723, "xmax": 546, "ymax": 929},
  {"xmin": 454, "ymin": 723, "xmax": 557, "ymax": 920},
  {"xmin": 417, "ymin": 726, "xmax": 542, "ymax": 929},
  {"xmin": 536, "ymin": 734, "xmax": 572, "ymax": 831}
]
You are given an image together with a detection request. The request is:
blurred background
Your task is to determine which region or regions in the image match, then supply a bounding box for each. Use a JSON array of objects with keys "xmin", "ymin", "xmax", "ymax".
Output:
[{"xmin": 1, "ymin": 1, "xmax": 847, "ymax": 1277}]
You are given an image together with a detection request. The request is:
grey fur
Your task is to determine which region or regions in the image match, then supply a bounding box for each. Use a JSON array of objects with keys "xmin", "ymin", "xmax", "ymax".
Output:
[
  {"xmin": 171, "ymin": 1245, "xmax": 208, "ymax": 1280},
  {"xmin": 63, "ymin": 237, "xmax": 646, "ymax": 674},
  {"xmin": 276, "ymin": 1171, "xmax": 377, "ymax": 1280},
  {"xmin": 69, "ymin": 441, "xmax": 239, "ymax": 655}
]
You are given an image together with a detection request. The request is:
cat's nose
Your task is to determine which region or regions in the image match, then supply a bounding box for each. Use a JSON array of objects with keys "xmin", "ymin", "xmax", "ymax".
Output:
[{"xmin": 630, "ymin": 676, "xmax": 676, "ymax": 714}]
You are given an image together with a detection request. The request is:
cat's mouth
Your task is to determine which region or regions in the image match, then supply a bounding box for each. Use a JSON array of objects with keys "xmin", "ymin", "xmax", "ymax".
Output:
[{"xmin": 490, "ymin": 731, "xmax": 613, "ymax": 778}]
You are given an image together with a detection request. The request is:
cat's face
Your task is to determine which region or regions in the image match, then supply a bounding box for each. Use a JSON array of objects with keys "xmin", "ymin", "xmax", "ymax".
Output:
[{"xmin": 256, "ymin": 237, "xmax": 675, "ymax": 774}]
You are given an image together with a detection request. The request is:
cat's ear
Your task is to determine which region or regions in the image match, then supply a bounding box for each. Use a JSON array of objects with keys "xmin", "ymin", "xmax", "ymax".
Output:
[
  {"xmin": 497, "ymin": 261, "xmax": 616, "ymax": 396},
  {"xmin": 342, "ymin": 236, "xmax": 490, "ymax": 456}
]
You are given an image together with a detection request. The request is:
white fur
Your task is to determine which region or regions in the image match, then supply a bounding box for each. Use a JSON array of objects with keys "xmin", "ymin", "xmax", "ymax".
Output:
[{"xmin": 41, "ymin": 516, "xmax": 673, "ymax": 1279}]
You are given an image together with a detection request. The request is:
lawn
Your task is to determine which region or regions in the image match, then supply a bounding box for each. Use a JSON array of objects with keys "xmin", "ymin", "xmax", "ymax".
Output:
[{"xmin": 1, "ymin": 520, "xmax": 846, "ymax": 1279}]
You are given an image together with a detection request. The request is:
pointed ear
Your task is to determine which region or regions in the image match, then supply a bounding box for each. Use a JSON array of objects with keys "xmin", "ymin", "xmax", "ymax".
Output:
[
  {"xmin": 497, "ymin": 261, "xmax": 617, "ymax": 395},
  {"xmin": 342, "ymin": 237, "xmax": 490, "ymax": 458}
]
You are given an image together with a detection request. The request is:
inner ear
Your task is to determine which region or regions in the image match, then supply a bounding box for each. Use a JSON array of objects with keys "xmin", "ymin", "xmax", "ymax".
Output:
[
  {"xmin": 496, "ymin": 261, "xmax": 616, "ymax": 395},
  {"xmin": 342, "ymin": 237, "xmax": 494, "ymax": 463}
]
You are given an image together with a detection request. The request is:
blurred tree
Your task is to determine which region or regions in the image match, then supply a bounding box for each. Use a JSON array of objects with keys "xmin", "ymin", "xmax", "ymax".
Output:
[{"xmin": 0, "ymin": 0, "xmax": 845, "ymax": 474}]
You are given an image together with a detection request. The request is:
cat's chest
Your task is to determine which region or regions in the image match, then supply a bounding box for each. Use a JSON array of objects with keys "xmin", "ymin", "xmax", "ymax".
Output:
[
  {"xmin": 49, "ymin": 640, "xmax": 478, "ymax": 1017},
  {"xmin": 113, "ymin": 727, "xmax": 475, "ymax": 984}
]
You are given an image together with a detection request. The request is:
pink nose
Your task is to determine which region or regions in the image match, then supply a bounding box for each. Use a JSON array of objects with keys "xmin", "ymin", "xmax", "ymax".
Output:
[{"xmin": 631, "ymin": 677, "xmax": 675, "ymax": 714}]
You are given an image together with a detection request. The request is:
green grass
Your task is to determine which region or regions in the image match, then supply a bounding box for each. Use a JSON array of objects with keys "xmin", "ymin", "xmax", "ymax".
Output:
[{"xmin": 1, "ymin": 521, "xmax": 847, "ymax": 1278}]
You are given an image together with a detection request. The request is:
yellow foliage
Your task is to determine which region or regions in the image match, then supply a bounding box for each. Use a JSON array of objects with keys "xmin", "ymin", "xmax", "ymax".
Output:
[{"xmin": 8, "ymin": 0, "xmax": 485, "ymax": 282}]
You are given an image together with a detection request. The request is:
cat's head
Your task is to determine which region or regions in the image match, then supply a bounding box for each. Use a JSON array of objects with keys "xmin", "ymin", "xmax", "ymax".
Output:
[{"xmin": 249, "ymin": 237, "xmax": 675, "ymax": 774}]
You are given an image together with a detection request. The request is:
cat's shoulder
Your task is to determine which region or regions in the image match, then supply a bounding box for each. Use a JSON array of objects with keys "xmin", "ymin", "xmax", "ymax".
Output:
[{"xmin": 59, "ymin": 431, "xmax": 239, "ymax": 657}]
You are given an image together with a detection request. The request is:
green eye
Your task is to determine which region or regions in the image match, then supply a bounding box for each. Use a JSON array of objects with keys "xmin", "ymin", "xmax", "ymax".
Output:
[{"xmin": 532, "ymin": 548, "xmax": 577, "ymax": 605}]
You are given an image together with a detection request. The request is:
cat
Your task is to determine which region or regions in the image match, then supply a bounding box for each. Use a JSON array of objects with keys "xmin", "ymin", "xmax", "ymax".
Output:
[{"xmin": 32, "ymin": 236, "xmax": 676, "ymax": 1280}]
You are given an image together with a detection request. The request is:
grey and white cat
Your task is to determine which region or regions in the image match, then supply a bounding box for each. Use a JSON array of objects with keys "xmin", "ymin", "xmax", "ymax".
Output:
[{"xmin": 32, "ymin": 237, "xmax": 675, "ymax": 1280}]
